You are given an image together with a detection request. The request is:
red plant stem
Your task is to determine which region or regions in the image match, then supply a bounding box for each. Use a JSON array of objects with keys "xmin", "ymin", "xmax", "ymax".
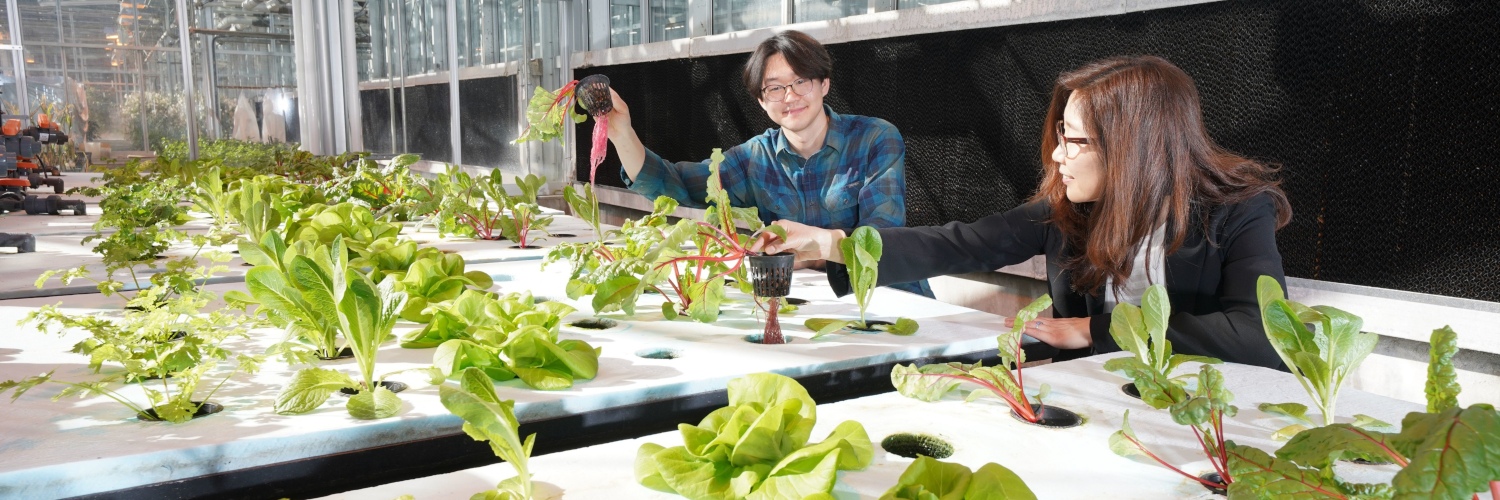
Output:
[
  {"xmin": 1126, "ymin": 433, "xmax": 1228, "ymax": 490},
  {"xmin": 1012, "ymin": 335, "xmax": 1025, "ymax": 390},
  {"xmin": 1346, "ymin": 426, "xmax": 1410, "ymax": 467},
  {"xmin": 1488, "ymin": 481, "xmax": 1498, "ymax": 500},
  {"xmin": 1193, "ymin": 425, "xmax": 1229, "ymax": 481},
  {"xmin": 918, "ymin": 372, "xmax": 1036, "ymax": 422},
  {"xmin": 654, "ymin": 253, "xmax": 743, "ymax": 271},
  {"xmin": 762, "ymin": 297, "xmax": 783, "ymax": 344}
]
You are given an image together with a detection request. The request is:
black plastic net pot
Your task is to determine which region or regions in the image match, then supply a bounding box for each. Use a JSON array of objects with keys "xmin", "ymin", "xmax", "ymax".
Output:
[
  {"xmin": 747, "ymin": 252, "xmax": 795, "ymax": 344},
  {"xmin": 747, "ymin": 252, "xmax": 795, "ymax": 298},
  {"xmin": 576, "ymin": 74, "xmax": 613, "ymax": 116}
]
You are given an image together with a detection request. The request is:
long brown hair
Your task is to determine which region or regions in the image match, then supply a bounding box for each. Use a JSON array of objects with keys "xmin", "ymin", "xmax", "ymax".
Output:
[{"xmin": 1033, "ymin": 56, "xmax": 1292, "ymax": 295}]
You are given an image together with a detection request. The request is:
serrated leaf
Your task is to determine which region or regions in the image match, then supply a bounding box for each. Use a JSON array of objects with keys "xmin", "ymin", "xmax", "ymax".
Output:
[{"xmin": 1425, "ymin": 326, "xmax": 1461, "ymax": 413}]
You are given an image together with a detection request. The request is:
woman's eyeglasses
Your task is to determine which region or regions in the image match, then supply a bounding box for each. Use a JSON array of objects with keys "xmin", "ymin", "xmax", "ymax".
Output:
[{"xmin": 1056, "ymin": 121, "xmax": 1091, "ymax": 159}]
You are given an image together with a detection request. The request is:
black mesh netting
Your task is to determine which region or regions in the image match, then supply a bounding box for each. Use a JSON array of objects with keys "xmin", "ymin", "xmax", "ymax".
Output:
[
  {"xmin": 575, "ymin": 0, "xmax": 1500, "ymax": 302},
  {"xmin": 461, "ymin": 76, "xmax": 520, "ymax": 168}
]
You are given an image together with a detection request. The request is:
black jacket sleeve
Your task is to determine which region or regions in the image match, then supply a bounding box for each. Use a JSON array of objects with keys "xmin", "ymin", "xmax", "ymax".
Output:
[
  {"xmin": 828, "ymin": 201, "xmax": 1052, "ymax": 295},
  {"xmin": 1089, "ymin": 194, "xmax": 1288, "ymax": 369}
]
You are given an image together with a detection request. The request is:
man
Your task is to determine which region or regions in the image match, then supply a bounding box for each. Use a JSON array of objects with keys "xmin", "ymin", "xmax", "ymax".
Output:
[{"xmin": 601, "ymin": 30, "xmax": 931, "ymax": 297}]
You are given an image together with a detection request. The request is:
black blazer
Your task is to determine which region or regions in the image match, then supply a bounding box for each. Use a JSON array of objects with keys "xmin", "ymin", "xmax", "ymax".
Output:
[{"xmin": 833, "ymin": 193, "xmax": 1286, "ymax": 369}]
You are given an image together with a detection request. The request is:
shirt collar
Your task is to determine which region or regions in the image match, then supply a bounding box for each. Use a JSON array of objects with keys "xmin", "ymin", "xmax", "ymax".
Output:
[{"xmin": 774, "ymin": 104, "xmax": 845, "ymax": 157}]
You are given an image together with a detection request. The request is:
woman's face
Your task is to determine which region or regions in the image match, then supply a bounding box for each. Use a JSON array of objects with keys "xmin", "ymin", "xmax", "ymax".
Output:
[{"xmin": 1052, "ymin": 93, "xmax": 1104, "ymax": 203}]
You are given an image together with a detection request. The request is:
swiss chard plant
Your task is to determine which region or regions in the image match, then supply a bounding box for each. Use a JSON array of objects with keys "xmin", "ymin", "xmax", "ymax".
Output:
[
  {"xmin": 429, "ymin": 291, "xmax": 599, "ymax": 391},
  {"xmin": 880, "ymin": 455, "xmax": 1037, "ymax": 500},
  {"xmin": 635, "ymin": 373, "xmax": 873, "ymax": 499},
  {"xmin": 514, "ymin": 82, "xmax": 587, "ymax": 146},
  {"xmin": 1257, "ymin": 276, "xmax": 1384, "ymax": 434},
  {"xmin": 273, "ymin": 271, "xmax": 418, "ymax": 420},
  {"xmin": 496, "ymin": 173, "xmax": 554, "ymax": 248},
  {"xmin": 320, "ymin": 153, "xmax": 434, "ymax": 221},
  {"xmin": 427, "ymin": 168, "xmax": 512, "ymax": 240},
  {"xmin": 1109, "ymin": 364, "xmax": 1237, "ymax": 492},
  {"xmin": 439, "ymin": 367, "xmax": 537, "ymax": 499},
  {"xmin": 1101, "ymin": 284, "xmax": 1221, "ymax": 385},
  {"xmin": 544, "ymin": 195, "xmax": 677, "ymax": 317},
  {"xmin": 5, "ymin": 286, "xmax": 265, "ymax": 422},
  {"xmin": 1224, "ymin": 326, "xmax": 1500, "ymax": 500},
  {"xmin": 891, "ymin": 294, "xmax": 1052, "ymax": 423},
  {"xmin": 804, "ymin": 226, "xmax": 919, "ymax": 337}
]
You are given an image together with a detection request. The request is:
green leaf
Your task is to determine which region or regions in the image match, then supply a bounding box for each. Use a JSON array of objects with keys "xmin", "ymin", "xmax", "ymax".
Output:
[
  {"xmin": 890, "ymin": 363, "xmax": 966, "ymax": 402},
  {"xmin": 591, "ymin": 275, "xmax": 641, "ymax": 316},
  {"xmin": 1259, "ymin": 402, "xmax": 1315, "ymax": 426},
  {"xmin": 967, "ymin": 462, "xmax": 1038, "ymax": 500},
  {"xmin": 347, "ymin": 385, "xmax": 402, "ymax": 419},
  {"xmin": 747, "ymin": 448, "xmax": 840, "ymax": 500},
  {"xmin": 840, "ymin": 227, "xmax": 883, "ymax": 323},
  {"xmin": 275, "ymin": 368, "xmax": 356, "ymax": 414},
  {"xmin": 1271, "ymin": 424, "xmax": 1311, "ymax": 442},
  {"xmin": 686, "ymin": 278, "xmax": 725, "ymax": 324},
  {"xmin": 878, "ymin": 317, "xmax": 920, "ymax": 336},
  {"xmin": 439, "ymin": 368, "xmax": 534, "ymax": 498},
  {"xmin": 1108, "ymin": 302, "xmax": 1150, "ymax": 363},
  {"xmin": 1425, "ymin": 326, "xmax": 1461, "ymax": 413},
  {"xmin": 1108, "ymin": 410, "xmax": 1147, "ymax": 459},
  {"xmin": 1352, "ymin": 414, "xmax": 1393, "ymax": 430},
  {"xmin": 879, "ymin": 455, "xmax": 972, "ymax": 500},
  {"xmin": 1274, "ymin": 424, "xmax": 1403, "ymax": 470},
  {"xmin": 807, "ymin": 318, "xmax": 851, "ymax": 339},
  {"xmin": 1388, "ymin": 405, "xmax": 1500, "ymax": 500},
  {"xmin": 1141, "ymin": 285, "xmax": 1170, "ymax": 370},
  {"xmin": 1226, "ymin": 441, "xmax": 1351, "ymax": 500}
]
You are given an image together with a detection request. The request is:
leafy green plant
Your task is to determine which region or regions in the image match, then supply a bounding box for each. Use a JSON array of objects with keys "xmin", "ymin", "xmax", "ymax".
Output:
[
  {"xmin": 226, "ymin": 233, "xmax": 349, "ymax": 360},
  {"xmin": 891, "ymin": 294, "xmax": 1052, "ymax": 423},
  {"xmin": 514, "ymin": 83, "xmax": 586, "ymax": 145},
  {"xmin": 273, "ymin": 271, "xmax": 413, "ymax": 419},
  {"xmin": 428, "ymin": 168, "xmax": 511, "ymax": 240},
  {"xmin": 545, "ymin": 195, "xmax": 677, "ymax": 317},
  {"xmin": 4, "ymin": 286, "xmax": 264, "ymax": 423},
  {"xmin": 880, "ymin": 455, "xmax": 1037, "ymax": 500},
  {"xmin": 804, "ymin": 226, "xmax": 919, "ymax": 337},
  {"xmin": 188, "ymin": 166, "xmax": 239, "ymax": 247},
  {"xmin": 320, "ymin": 153, "xmax": 432, "ymax": 221},
  {"xmin": 384, "ymin": 248, "xmax": 494, "ymax": 323},
  {"xmin": 1102, "ymin": 285, "xmax": 1221, "ymax": 382},
  {"xmin": 225, "ymin": 175, "xmax": 288, "ymax": 246},
  {"xmin": 1257, "ymin": 276, "xmax": 1381, "ymax": 431},
  {"xmin": 76, "ymin": 177, "xmax": 191, "ymax": 280},
  {"xmin": 429, "ymin": 291, "xmax": 599, "ymax": 391},
  {"xmin": 440, "ymin": 367, "xmax": 537, "ymax": 499},
  {"xmin": 635, "ymin": 372, "xmax": 873, "ymax": 499},
  {"xmin": 402, "ymin": 289, "xmax": 575, "ymax": 349},
  {"xmin": 1109, "ymin": 364, "xmax": 1237, "ymax": 492},
  {"xmin": 282, "ymin": 202, "xmax": 403, "ymax": 259},
  {"xmin": 497, "ymin": 173, "xmax": 553, "ymax": 248},
  {"xmin": 1225, "ymin": 327, "xmax": 1499, "ymax": 500}
]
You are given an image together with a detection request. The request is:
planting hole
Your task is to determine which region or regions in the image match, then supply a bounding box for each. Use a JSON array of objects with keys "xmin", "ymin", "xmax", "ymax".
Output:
[
  {"xmin": 849, "ymin": 320, "xmax": 895, "ymax": 333},
  {"xmin": 1199, "ymin": 472, "xmax": 1227, "ymax": 495},
  {"xmin": 635, "ymin": 348, "xmax": 681, "ymax": 360},
  {"xmin": 1121, "ymin": 382, "xmax": 1142, "ymax": 399},
  {"xmin": 783, "ymin": 297, "xmax": 809, "ymax": 306},
  {"xmin": 569, "ymin": 318, "xmax": 618, "ymax": 330},
  {"xmin": 490, "ymin": 274, "xmax": 514, "ymax": 283},
  {"xmin": 137, "ymin": 401, "xmax": 223, "ymax": 422},
  {"xmin": 881, "ymin": 433, "xmax": 953, "ymax": 459},
  {"xmin": 742, "ymin": 334, "xmax": 793, "ymax": 345},
  {"xmin": 510, "ymin": 245, "xmax": 542, "ymax": 249},
  {"xmin": 550, "ymin": 233, "xmax": 578, "ymax": 238},
  {"xmin": 1009, "ymin": 405, "xmax": 1084, "ymax": 429},
  {"xmin": 340, "ymin": 381, "xmax": 408, "ymax": 396},
  {"xmin": 317, "ymin": 347, "xmax": 355, "ymax": 361}
]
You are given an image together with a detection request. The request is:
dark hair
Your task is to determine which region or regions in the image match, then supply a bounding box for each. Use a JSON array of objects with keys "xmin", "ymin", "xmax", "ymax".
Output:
[
  {"xmin": 1032, "ymin": 55, "xmax": 1293, "ymax": 295},
  {"xmin": 742, "ymin": 30, "xmax": 833, "ymax": 101}
]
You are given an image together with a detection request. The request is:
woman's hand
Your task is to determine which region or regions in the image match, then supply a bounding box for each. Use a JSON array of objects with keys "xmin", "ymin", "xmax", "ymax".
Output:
[
  {"xmin": 750, "ymin": 220, "xmax": 846, "ymax": 263},
  {"xmin": 1003, "ymin": 316, "xmax": 1093, "ymax": 350},
  {"xmin": 604, "ymin": 88, "xmax": 633, "ymax": 139}
]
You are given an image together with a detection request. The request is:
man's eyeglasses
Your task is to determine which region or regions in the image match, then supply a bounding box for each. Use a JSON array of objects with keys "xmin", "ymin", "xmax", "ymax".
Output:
[
  {"xmin": 761, "ymin": 78, "xmax": 815, "ymax": 103},
  {"xmin": 1056, "ymin": 121, "xmax": 1091, "ymax": 159}
]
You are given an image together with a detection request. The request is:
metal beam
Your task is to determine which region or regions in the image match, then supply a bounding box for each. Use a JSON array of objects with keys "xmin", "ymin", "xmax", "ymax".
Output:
[
  {"xmin": 175, "ymin": 0, "xmax": 199, "ymax": 159},
  {"xmin": 188, "ymin": 28, "xmax": 294, "ymax": 40},
  {"xmin": 7, "ymin": 0, "xmax": 30, "ymax": 114}
]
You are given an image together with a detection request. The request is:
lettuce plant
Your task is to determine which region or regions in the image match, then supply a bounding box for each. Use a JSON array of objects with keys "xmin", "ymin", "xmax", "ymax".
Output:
[
  {"xmin": 497, "ymin": 173, "xmax": 553, "ymax": 248},
  {"xmin": 4, "ymin": 286, "xmax": 264, "ymax": 423},
  {"xmin": 439, "ymin": 367, "xmax": 537, "ymax": 499},
  {"xmin": 227, "ymin": 233, "xmax": 349, "ymax": 361},
  {"xmin": 1225, "ymin": 326, "xmax": 1500, "ymax": 500},
  {"xmin": 803, "ymin": 226, "xmax": 919, "ymax": 337},
  {"xmin": 429, "ymin": 291, "xmax": 599, "ymax": 391},
  {"xmin": 891, "ymin": 294, "xmax": 1052, "ymax": 423},
  {"xmin": 1257, "ymin": 276, "xmax": 1380, "ymax": 430},
  {"xmin": 274, "ymin": 271, "xmax": 415, "ymax": 420},
  {"xmin": 389, "ymin": 250, "xmax": 495, "ymax": 323},
  {"xmin": 635, "ymin": 373, "xmax": 873, "ymax": 499},
  {"xmin": 282, "ymin": 202, "xmax": 403, "ymax": 259},
  {"xmin": 1109, "ymin": 364, "xmax": 1237, "ymax": 491},
  {"xmin": 1102, "ymin": 285, "xmax": 1220, "ymax": 383},
  {"xmin": 880, "ymin": 456, "xmax": 1036, "ymax": 500}
]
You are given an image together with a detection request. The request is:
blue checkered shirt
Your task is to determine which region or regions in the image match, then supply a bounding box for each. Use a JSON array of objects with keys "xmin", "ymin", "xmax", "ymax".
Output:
[{"xmin": 622, "ymin": 105, "xmax": 932, "ymax": 297}]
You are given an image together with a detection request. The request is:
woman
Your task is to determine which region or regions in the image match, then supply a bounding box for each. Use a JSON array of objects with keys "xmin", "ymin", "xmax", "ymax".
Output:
[{"xmin": 754, "ymin": 56, "xmax": 1292, "ymax": 368}]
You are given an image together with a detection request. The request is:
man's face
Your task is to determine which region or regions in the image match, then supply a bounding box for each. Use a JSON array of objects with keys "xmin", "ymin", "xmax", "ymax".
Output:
[{"xmin": 757, "ymin": 53, "xmax": 830, "ymax": 134}]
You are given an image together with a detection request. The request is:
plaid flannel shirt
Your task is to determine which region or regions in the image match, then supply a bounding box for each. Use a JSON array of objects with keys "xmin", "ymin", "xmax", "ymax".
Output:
[{"xmin": 622, "ymin": 105, "xmax": 932, "ymax": 297}]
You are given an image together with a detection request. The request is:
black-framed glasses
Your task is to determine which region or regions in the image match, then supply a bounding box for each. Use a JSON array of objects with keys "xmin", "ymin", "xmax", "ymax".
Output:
[
  {"xmin": 1056, "ymin": 121, "xmax": 1091, "ymax": 159},
  {"xmin": 761, "ymin": 78, "xmax": 815, "ymax": 103}
]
